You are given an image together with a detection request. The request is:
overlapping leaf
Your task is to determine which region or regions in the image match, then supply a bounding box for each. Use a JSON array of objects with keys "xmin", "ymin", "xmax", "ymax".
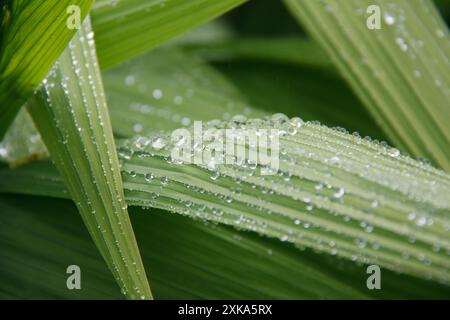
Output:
[
  {"xmin": 284, "ymin": 0, "xmax": 450, "ymax": 170},
  {"xmin": 91, "ymin": 0, "xmax": 248, "ymax": 69},
  {"xmin": 26, "ymin": 18, "xmax": 151, "ymax": 299},
  {"xmin": 0, "ymin": 0, "xmax": 93, "ymax": 138}
]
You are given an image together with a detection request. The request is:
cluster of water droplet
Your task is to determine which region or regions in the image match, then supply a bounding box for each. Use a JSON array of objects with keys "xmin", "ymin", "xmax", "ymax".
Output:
[{"xmin": 116, "ymin": 113, "xmax": 450, "ymax": 283}]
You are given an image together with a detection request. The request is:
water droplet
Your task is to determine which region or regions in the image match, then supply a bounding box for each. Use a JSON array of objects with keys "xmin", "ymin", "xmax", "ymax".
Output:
[
  {"xmin": 232, "ymin": 114, "xmax": 247, "ymax": 123},
  {"xmin": 125, "ymin": 75, "xmax": 135, "ymax": 86},
  {"xmin": 384, "ymin": 14, "xmax": 395, "ymax": 25},
  {"xmin": 181, "ymin": 117, "xmax": 191, "ymax": 126},
  {"xmin": 396, "ymin": 37, "xmax": 408, "ymax": 52},
  {"xmin": 133, "ymin": 123, "xmax": 143, "ymax": 133},
  {"xmin": 118, "ymin": 147, "xmax": 133, "ymax": 160},
  {"xmin": 174, "ymin": 96, "xmax": 183, "ymax": 105},
  {"xmin": 160, "ymin": 176, "xmax": 169, "ymax": 186},
  {"xmin": 290, "ymin": 117, "xmax": 304, "ymax": 128},
  {"xmin": 416, "ymin": 216, "xmax": 427, "ymax": 226},
  {"xmin": 210, "ymin": 171, "xmax": 220, "ymax": 181},
  {"xmin": 414, "ymin": 70, "xmax": 422, "ymax": 78},
  {"xmin": 270, "ymin": 113, "xmax": 289, "ymax": 124},
  {"xmin": 329, "ymin": 156, "xmax": 341, "ymax": 165},
  {"xmin": 152, "ymin": 137, "xmax": 166, "ymax": 150},
  {"xmin": 0, "ymin": 146, "xmax": 8, "ymax": 157},
  {"xmin": 388, "ymin": 147, "xmax": 400, "ymax": 157},
  {"xmin": 152, "ymin": 89, "xmax": 163, "ymax": 100},
  {"xmin": 333, "ymin": 187, "xmax": 345, "ymax": 199},
  {"xmin": 145, "ymin": 173, "xmax": 154, "ymax": 182}
]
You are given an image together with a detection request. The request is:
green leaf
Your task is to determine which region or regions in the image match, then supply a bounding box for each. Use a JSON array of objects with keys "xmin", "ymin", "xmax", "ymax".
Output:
[
  {"xmin": 26, "ymin": 18, "xmax": 152, "ymax": 299},
  {"xmin": 117, "ymin": 117, "xmax": 450, "ymax": 283},
  {"xmin": 1, "ymin": 41, "xmax": 263, "ymax": 166},
  {"xmin": 184, "ymin": 37, "xmax": 334, "ymax": 69},
  {"xmin": 284, "ymin": 0, "xmax": 450, "ymax": 171},
  {"xmin": 1, "ymin": 185, "xmax": 450, "ymax": 298},
  {"xmin": 0, "ymin": 0, "xmax": 248, "ymax": 165},
  {"xmin": 0, "ymin": 0, "xmax": 93, "ymax": 139},
  {"xmin": 0, "ymin": 108, "xmax": 48, "ymax": 167},
  {"xmin": 2, "ymin": 116, "xmax": 449, "ymax": 284},
  {"xmin": 104, "ymin": 48, "xmax": 264, "ymax": 138},
  {"xmin": 0, "ymin": 193, "xmax": 364, "ymax": 299},
  {"xmin": 104, "ymin": 45, "xmax": 384, "ymax": 140},
  {"xmin": 91, "ymin": 0, "xmax": 248, "ymax": 69},
  {"xmin": 208, "ymin": 49, "xmax": 386, "ymax": 140}
]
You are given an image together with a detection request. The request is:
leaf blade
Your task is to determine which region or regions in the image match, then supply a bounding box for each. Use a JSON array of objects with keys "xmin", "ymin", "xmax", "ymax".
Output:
[
  {"xmin": 0, "ymin": 0, "xmax": 93, "ymax": 138},
  {"xmin": 91, "ymin": 0, "xmax": 248, "ymax": 69},
  {"xmin": 26, "ymin": 17, "xmax": 152, "ymax": 299},
  {"xmin": 284, "ymin": 0, "xmax": 450, "ymax": 170}
]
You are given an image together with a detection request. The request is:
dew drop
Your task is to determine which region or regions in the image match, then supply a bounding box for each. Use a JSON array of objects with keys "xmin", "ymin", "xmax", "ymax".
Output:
[
  {"xmin": 395, "ymin": 37, "xmax": 408, "ymax": 52},
  {"xmin": 388, "ymin": 147, "xmax": 400, "ymax": 157},
  {"xmin": 152, "ymin": 89, "xmax": 163, "ymax": 100},
  {"xmin": 333, "ymin": 187, "xmax": 345, "ymax": 199},
  {"xmin": 174, "ymin": 96, "xmax": 183, "ymax": 105},
  {"xmin": 152, "ymin": 137, "xmax": 166, "ymax": 150},
  {"xmin": 125, "ymin": 75, "xmax": 135, "ymax": 86},
  {"xmin": 160, "ymin": 176, "xmax": 169, "ymax": 186},
  {"xmin": 329, "ymin": 156, "xmax": 341, "ymax": 165},
  {"xmin": 181, "ymin": 117, "xmax": 191, "ymax": 126},
  {"xmin": 210, "ymin": 171, "xmax": 220, "ymax": 181},
  {"xmin": 133, "ymin": 123, "xmax": 143, "ymax": 133},
  {"xmin": 384, "ymin": 14, "xmax": 395, "ymax": 25}
]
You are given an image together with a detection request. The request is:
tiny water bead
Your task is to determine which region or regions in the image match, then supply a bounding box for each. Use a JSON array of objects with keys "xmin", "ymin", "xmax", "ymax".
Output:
[
  {"xmin": 333, "ymin": 187, "xmax": 345, "ymax": 199},
  {"xmin": 86, "ymin": 31, "xmax": 94, "ymax": 40},
  {"xmin": 117, "ymin": 112, "xmax": 450, "ymax": 282},
  {"xmin": 181, "ymin": 117, "xmax": 191, "ymax": 126},
  {"xmin": 145, "ymin": 173, "xmax": 155, "ymax": 182},
  {"xmin": 160, "ymin": 176, "xmax": 169, "ymax": 186},
  {"xmin": 125, "ymin": 75, "xmax": 135, "ymax": 86},
  {"xmin": 118, "ymin": 147, "xmax": 134, "ymax": 160},
  {"xmin": 152, "ymin": 137, "xmax": 167, "ymax": 150},
  {"xmin": 133, "ymin": 123, "xmax": 143, "ymax": 133},
  {"xmin": 384, "ymin": 13, "xmax": 396, "ymax": 25},
  {"xmin": 152, "ymin": 89, "xmax": 163, "ymax": 100},
  {"xmin": 396, "ymin": 37, "xmax": 408, "ymax": 52},
  {"xmin": 174, "ymin": 95, "xmax": 183, "ymax": 105},
  {"xmin": 387, "ymin": 147, "xmax": 400, "ymax": 157}
]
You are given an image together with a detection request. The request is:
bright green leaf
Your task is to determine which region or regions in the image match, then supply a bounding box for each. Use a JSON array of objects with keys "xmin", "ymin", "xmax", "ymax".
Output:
[
  {"xmin": 26, "ymin": 18, "xmax": 152, "ymax": 299},
  {"xmin": 0, "ymin": 0, "xmax": 93, "ymax": 138},
  {"xmin": 91, "ymin": 0, "xmax": 248, "ymax": 69}
]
